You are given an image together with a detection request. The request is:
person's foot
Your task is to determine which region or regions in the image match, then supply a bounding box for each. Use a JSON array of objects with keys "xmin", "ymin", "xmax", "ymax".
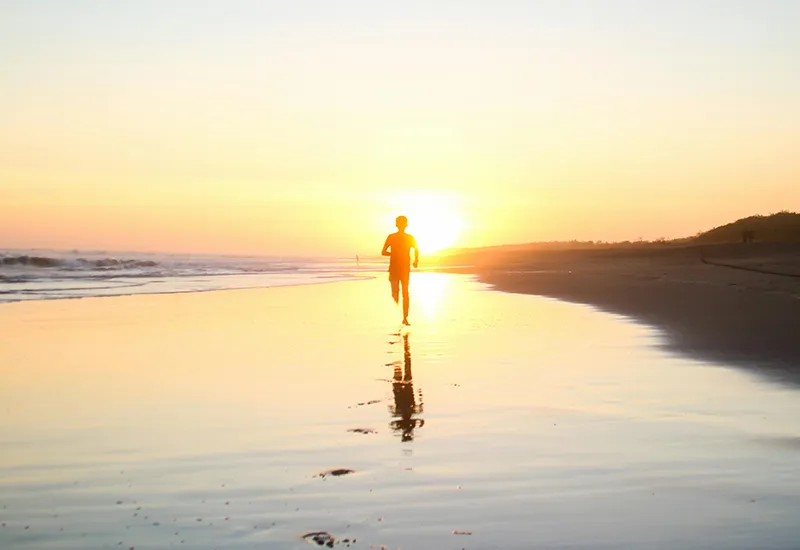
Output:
[{"xmin": 402, "ymin": 318, "xmax": 410, "ymax": 326}]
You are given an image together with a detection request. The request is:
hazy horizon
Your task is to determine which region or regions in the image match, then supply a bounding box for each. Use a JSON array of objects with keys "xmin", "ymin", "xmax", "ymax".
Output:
[
  {"xmin": 2, "ymin": 1, "xmax": 798, "ymax": 256},
  {"xmin": 2, "ymin": 209, "xmax": 797, "ymax": 261}
]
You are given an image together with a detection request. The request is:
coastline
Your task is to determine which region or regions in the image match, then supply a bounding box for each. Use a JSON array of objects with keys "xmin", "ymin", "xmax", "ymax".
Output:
[{"xmin": 475, "ymin": 244, "xmax": 800, "ymax": 383}]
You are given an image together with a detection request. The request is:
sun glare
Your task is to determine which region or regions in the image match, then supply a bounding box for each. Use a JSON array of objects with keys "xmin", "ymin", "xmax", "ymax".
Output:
[
  {"xmin": 384, "ymin": 192, "xmax": 465, "ymax": 254},
  {"xmin": 412, "ymin": 272, "xmax": 451, "ymax": 320}
]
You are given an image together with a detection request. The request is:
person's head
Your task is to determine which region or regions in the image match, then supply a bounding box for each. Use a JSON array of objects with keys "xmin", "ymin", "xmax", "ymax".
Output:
[{"xmin": 395, "ymin": 215, "xmax": 408, "ymax": 232}]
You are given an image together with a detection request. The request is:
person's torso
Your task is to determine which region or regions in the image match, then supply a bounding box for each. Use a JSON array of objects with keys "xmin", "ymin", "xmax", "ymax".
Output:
[{"xmin": 388, "ymin": 232, "xmax": 415, "ymax": 270}]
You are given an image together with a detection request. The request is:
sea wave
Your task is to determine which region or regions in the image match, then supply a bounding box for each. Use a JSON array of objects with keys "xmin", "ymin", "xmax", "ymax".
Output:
[
  {"xmin": 0, "ymin": 250, "xmax": 371, "ymax": 304},
  {"xmin": 0, "ymin": 254, "xmax": 159, "ymax": 269}
]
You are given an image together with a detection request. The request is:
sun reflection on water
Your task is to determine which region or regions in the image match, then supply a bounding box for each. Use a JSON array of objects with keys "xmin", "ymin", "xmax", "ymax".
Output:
[{"xmin": 410, "ymin": 272, "xmax": 451, "ymax": 321}]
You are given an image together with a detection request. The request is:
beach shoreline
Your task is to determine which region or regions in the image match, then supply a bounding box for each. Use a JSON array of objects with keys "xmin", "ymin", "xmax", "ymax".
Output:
[
  {"xmin": 3, "ymin": 273, "xmax": 800, "ymax": 549},
  {"xmin": 467, "ymin": 243, "xmax": 800, "ymax": 382}
]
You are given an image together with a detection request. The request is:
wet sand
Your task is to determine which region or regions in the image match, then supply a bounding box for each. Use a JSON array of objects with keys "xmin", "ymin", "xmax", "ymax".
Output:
[
  {"xmin": 2, "ymin": 274, "xmax": 800, "ymax": 549},
  {"xmin": 475, "ymin": 244, "xmax": 800, "ymax": 382}
]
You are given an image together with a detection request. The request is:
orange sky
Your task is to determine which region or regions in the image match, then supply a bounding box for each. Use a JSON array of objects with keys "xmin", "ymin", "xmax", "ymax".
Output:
[{"xmin": 1, "ymin": 2, "xmax": 798, "ymax": 256}]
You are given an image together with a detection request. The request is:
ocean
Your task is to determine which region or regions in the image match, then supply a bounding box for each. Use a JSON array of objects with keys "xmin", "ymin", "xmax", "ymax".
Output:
[{"xmin": 0, "ymin": 249, "xmax": 376, "ymax": 304}]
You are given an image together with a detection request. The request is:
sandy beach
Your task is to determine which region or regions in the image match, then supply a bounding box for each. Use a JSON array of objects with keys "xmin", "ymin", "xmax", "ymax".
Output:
[
  {"xmin": 4, "ymin": 2, "xmax": 799, "ymax": 547},
  {"xmin": 464, "ymin": 244, "xmax": 800, "ymax": 383},
  {"xmin": 2, "ymin": 274, "xmax": 800, "ymax": 549}
]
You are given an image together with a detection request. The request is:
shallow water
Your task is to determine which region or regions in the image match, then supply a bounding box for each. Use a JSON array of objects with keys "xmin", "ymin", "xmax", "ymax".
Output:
[{"xmin": 1, "ymin": 274, "xmax": 799, "ymax": 549}]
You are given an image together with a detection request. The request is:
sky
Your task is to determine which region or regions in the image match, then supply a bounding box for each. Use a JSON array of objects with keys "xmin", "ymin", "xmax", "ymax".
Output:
[{"xmin": 1, "ymin": 0, "xmax": 798, "ymax": 256}]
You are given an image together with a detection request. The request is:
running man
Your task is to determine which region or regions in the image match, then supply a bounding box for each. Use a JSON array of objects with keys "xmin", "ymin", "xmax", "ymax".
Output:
[{"xmin": 382, "ymin": 216, "xmax": 419, "ymax": 325}]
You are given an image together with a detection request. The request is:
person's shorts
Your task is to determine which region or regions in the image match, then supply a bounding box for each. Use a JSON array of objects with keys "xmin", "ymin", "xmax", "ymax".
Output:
[{"xmin": 388, "ymin": 269, "xmax": 410, "ymax": 283}]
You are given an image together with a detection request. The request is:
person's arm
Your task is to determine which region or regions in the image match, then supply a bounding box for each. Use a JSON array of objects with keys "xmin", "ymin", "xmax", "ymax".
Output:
[
  {"xmin": 382, "ymin": 235, "xmax": 392, "ymax": 256},
  {"xmin": 412, "ymin": 237, "xmax": 419, "ymax": 268}
]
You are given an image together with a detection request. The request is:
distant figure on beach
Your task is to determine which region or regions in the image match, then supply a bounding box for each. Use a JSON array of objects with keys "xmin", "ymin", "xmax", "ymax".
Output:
[{"xmin": 382, "ymin": 216, "xmax": 419, "ymax": 325}]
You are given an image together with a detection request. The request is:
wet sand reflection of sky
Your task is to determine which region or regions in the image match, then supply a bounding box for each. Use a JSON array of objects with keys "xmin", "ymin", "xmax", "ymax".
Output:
[
  {"xmin": 3, "ymin": 276, "xmax": 800, "ymax": 549},
  {"xmin": 409, "ymin": 273, "xmax": 450, "ymax": 321}
]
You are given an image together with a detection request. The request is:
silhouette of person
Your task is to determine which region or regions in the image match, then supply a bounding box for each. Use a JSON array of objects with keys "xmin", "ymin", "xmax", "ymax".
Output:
[
  {"xmin": 390, "ymin": 332, "xmax": 424, "ymax": 442},
  {"xmin": 382, "ymin": 216, "xmax": 419, "ymax": 325}
]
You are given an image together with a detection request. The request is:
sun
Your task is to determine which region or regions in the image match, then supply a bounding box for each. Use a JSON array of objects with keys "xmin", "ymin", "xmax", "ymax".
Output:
[
  {"xmin": 382, "ymin": 192, "xmax": 465, "ymax": 254},
  {"xmin": 411, "ymin": 208, "xmax": 462, "ymax": 253}
]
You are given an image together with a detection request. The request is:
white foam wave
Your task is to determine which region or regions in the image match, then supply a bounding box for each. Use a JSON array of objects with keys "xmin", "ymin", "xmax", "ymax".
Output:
[{"xmin": 0, "ymin": 249, "xmax": 378, "ymax": 304}]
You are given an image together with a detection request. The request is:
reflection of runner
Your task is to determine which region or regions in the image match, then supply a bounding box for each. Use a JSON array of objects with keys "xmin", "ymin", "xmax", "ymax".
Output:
[
  {"xmin": 381, "ymin": 216, "xmax": 419, "ymax": 325},
  {"xmin": 390, "ymin": 332, "xmax": 424, "ymax": 442}
]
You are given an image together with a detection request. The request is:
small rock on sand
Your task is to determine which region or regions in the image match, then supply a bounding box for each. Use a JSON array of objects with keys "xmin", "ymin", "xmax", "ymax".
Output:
[
  {"xmin": 302, "ymin": 531, "xmax": 335, "ymax": 547},
  {"xmin": 316, "ymin": 468, "xmax": 355, "ymax": 478}
]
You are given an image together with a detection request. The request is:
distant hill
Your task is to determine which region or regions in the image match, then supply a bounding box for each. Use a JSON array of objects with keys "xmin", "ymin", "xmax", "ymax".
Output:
[
  {"xmin": 694, "ymin": 212, "xmax": 800, "ymax": 244},
  {"xmin": 433, "ymin": 211, "xmax": 800, "ymax": 265}
]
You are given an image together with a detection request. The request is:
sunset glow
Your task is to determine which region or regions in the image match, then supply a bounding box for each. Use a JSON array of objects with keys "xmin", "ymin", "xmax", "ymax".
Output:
[
  {"xmin": 382, "ymin": 192, "xmax": 465, "ymax": 253},
  {"xmin": 1, "ymin": 2, "xmax": 798, "ymax": 256}
]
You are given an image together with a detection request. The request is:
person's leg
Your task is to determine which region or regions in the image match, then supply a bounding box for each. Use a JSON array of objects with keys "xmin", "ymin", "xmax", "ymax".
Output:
[
  {"xmin": 390, "ymin": 276, "xmax": 400, "ymax": 304},
  {"xmin": 401, "ymin": 274, "xmax": 410, "ymax": 322}
]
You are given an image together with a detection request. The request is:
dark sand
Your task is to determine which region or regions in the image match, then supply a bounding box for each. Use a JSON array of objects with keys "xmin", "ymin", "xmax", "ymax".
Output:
[{"xmin": 472, "ymin": 243, "xmax": 800, "ymax": 382}]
